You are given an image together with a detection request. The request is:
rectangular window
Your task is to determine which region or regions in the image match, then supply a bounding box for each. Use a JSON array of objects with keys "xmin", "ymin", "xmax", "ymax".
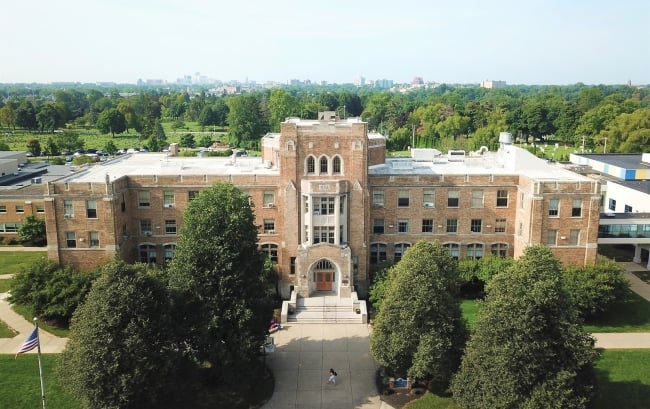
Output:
[
  {"xmin": 518, "ymin": 222, "xmax": 523, "ymax": 236},
  {"xmin": 625, "ymin": 205, "xmax": 633, "ymax": 213},
  {"xmin": 447, "ymin": 219, "xmax": 458, "ymax": 233},
  {"xmin": 15, "ymin": 205, "xmax": 24, "ymax": 214},
  {"xmin": 423, "ymin": 191, "xmax": 435, "ymax": 208},
  {"xmin": 36, "ymin": 205, "xmax": 45, "ymax": 213},
  {"xmin": 86, "ymin": 200, "xmax": 97, "ymax": 218},
  {"xmin": 549, "ymin": 199, "xmax": 559, "ymax": 217},
  {"xmin": 547, "ymin": 229, "xmax": 557, "ymax": 245},
  {"xmin": 316, "ymin": 197, "xmax": 335, "ymax": 215},
  {"xmin": 398, "ymin": 191, "xmax": 410, "ymax": 207},
  {"xmin": 163, "ymin": 191, "xmax": 175, "ymax": 207},
  {"xmin": 496, "ymin": 190, "xmax": 508, "ymax": 207},
  {"xmin": 290, "ymin": 257, "xmax": 296, "ymax": 274},
  {"xmin": 398, "ymin": 219, "xmax": 409, "ymax": 233},
  {"xmin": 66, "ymin": 231, "xmax": 76, "ymax": 248},
  {"xmin": 373, "ymin": 191, "xmax": 385, "ymax": 207},
  {"xmin": 0, "ymin": 223, "xmax": 21, "ymax": 233},
  {"xmin": 569, "ymin": 229, "xmax": 580, "ymax": 246},
  {"xmin": 471, "ymin": 219, "xmax": 482, "ymax": 233},
  {"xmin": 165, "ymin": 220, "xmax": 177, "ymax": 235},
  {"xmin": 495, "ymin": 218, "xmax": 506, "ymax": 233},
  {"xmin": 0, "ymin": 205, "xmax": 6, "ymax": 213},
  {"xmin": 447, "ymin": 191, "xmax": 459, "ymax": 208},
  {"xmin": 572, "ymin": 199, "xmax": 582, "ymax": 217},
  {"xmin": 138, "ymin": 191, "xmax": 151, "ymax": 207},
  {"xmin": 89, "ymin": 231, "xmax": 99, "ymax": 247},
  {"xmin": 608, "ymin": 198, "xmax": 616, "ymax": 211},
  {"xmin": 373, "ymin": 219, "xmax": 385, "ymax": 234},
  {"xmin": 471, "ymin": 191, "xmax": 484, "ymax": 208},
  {"xmin": 63, "ymin": 200, "xmax": 73, "ymax": 217},
  {"xmin": 422, "ymin": 219, "xmax": 433, "ymax": 233},
  {"xmin": 263, "ymin": 219, "xmax": 275, "ymax": 233},
  {"xmin": 188, "ymin": 191, "xmax": 199, "ymax": 201},
  {"xmin": 520, "ymin": 193, "xmax": 525, "ymax": 209},
  {"xmin": 263, "ymin": 191, "xmax": 275, "ymax": 207},
  {"xmin": 141, "ymin": 219, "xmax": 152, "ymax": 235}
]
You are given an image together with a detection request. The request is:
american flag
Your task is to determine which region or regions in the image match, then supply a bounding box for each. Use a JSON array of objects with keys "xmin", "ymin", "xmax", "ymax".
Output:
[{"xmin": 16, "ymin": 328, "xmax": 39, "ymax": 357}]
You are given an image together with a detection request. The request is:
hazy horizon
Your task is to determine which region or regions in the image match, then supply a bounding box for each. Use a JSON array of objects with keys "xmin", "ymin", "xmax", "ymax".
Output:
[{"xmin": 2, "ymin": 0, "xmax": 649, "ymax": 86}]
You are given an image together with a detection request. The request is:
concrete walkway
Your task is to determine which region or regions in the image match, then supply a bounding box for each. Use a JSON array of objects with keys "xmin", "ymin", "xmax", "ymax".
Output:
[
  {"xmin": 261, "ymin": 323, "xmax": 392, "ymax": 409},
  {"xmin": 0, "ymin": 292, "xmax": 68, "ymax": 354}
]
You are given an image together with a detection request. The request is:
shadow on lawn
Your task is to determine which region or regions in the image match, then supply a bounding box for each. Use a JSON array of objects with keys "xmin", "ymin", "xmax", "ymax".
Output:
[{"xmin": 594, "ymin": 368, "xmax": 650, "ymax": 409}]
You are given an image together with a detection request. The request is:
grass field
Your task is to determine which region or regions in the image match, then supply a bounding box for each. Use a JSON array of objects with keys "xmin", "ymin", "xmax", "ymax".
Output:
[
  {"xmin": 0, "ymin": 278, "xmax": 12, "ymax": 293},
  {"xmin": 633, "ymin": 271, "xmax": 650, "ymax": 284},
  {"xmin": 0, "ymin": 251, "xmax": 47, "ymax": 275},
  {"xmin": 401, "ymin": 349, "xmax": 650, "ymax": 409},
  {"xmin": 584, "ymin": 290, "xmax": 650, "ymax": 333},
  {"xmin": 460, "ymin": 299, "xmax": 479, "ymax": 330},
  {"xmin": 0, "ymin": 354, "xmax": 81, "ymax": 409}
]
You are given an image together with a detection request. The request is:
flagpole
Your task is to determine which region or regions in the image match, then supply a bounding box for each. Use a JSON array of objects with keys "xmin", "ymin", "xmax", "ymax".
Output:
[{"xmin": 34, "ymin": 318, "xmax": 47, "ymax": 409}]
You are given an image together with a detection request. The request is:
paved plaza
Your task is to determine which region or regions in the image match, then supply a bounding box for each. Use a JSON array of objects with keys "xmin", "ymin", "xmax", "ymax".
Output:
[{"xmin": 261, "ymin": 323, "xmax": 391, "ymax": 409}]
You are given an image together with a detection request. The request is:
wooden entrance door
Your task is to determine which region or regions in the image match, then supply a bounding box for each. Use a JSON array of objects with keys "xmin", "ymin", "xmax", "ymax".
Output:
[{"xmin": 316, "ymin": 272, "xmax": 333, "ymax": 291}]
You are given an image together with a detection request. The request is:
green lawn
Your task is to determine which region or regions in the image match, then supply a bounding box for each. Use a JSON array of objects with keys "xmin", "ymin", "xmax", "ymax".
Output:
[
  {"xmin": 0, "ymin": 319, "xmax": 17, "ymax": 338},
  {"xmin": 0, "ymin": 251, "xmax": 47, "ymax": 275},
  {"xmin": 584, "ymin": 290, "xmax": 650, "ymax": 333},
  {"xmin": 0, "ymin": 354, "xmax": 82, "ymax": 409},
  {"xmin": 402, "ymin": 349, "xmax": 650, "ymax": 409},
  {"xmin": 460, "ymin": 299, "xmax": 479, "ymax": 330},
  {"xmin": 462, "ymin": 291, "xmax": 650, "ymax": 334},
  {"xmin": 632, "ymin": 271, "xmax": 650, "ymax": 284},
  {"xmin": 0, "ymin": 278, "xmax": 12, "ymax": 293}
]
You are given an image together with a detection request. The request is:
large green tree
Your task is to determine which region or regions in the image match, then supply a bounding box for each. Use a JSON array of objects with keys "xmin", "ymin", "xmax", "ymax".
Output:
[
  {"xmin": 58, "ymin": 260, "xmax": 180, "ymax": 409},
  {"xmin": 227, "ymin": 94, "xmax": 268, "ymax": 148},
  {"xmin": 370, "ymin": 240, "xmax": 467, "ymax": 389},
  {"xmin": 96, "ymin": 108, "xmax": 127, "ymax": 137},
  {"xmin": 165, "ymin": 182, "xmax": 274, "ymax": 384},
  {"xmin": 451, "ymin": 246, "xmax": 597, "ymax": 409}
]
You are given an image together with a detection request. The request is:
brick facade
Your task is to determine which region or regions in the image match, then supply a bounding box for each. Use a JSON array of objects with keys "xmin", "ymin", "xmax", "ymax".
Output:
[{"xmin": 32, "ymin": 119, "xmax": 599, "ymax": 299}]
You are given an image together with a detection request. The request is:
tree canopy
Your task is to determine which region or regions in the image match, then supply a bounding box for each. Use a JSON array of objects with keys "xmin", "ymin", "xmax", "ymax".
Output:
[
  {"xmin": 370, "ymin": 241, "xmax": 467, "ymax": 388},
  {"xmin": 58, "ymin": 260, "xmax": 180, "ymax": 409},
  {"xmin": 165, "ymin": 182, "xmax": 274, "ymax": 384},
  {"xmin": 451, "ymin": 246, "xmax": 597, "ymax": 409}
]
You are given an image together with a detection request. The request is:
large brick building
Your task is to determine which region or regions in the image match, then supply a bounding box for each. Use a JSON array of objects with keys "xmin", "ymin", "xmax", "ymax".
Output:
[{"xmin": 5, "ymin": 116, "xmax": 600, "ymax": 301}]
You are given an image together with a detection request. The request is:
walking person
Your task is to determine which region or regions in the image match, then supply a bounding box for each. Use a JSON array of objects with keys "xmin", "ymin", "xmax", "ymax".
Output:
[{"xmin": 327, "ymin": 368, "xmax": 337, "ymax": 385}]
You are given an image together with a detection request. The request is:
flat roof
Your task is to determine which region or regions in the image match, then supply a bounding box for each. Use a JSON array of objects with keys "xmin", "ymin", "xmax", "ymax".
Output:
[
  {"xmin": 63, "ymin": 153, "xmax": 279, "ymax": 183},
  {"xmin": 576, "ymin": 153, "xmax": 647, "ymax": 170}
]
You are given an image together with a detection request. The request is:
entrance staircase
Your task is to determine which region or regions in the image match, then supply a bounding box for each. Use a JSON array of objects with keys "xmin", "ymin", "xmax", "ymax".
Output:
[{"xmin": 282, "ymin": 294, "xmax": 367, "ymax": 324}]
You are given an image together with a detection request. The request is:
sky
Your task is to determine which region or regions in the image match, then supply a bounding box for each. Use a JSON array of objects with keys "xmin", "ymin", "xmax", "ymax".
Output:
[{"xmin": 1, "ymin": 0, "xmax": 649, "ymax": 85}]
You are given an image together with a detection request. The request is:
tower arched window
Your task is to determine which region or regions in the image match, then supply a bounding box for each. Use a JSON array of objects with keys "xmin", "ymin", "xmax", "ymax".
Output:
[
  {"xmin": 307, "ymin": 156, "xmax": 315, "ymax": 174},
  {"xmin": 467, "ymin": 243, "xmax": 484, "ymax": 260},
  {"xmin": 491, "ymin": 243, "xmax": 508, "ymax": 257},
  {"xmin": 320, "ymin": 156, "xmax": 328, "ymax": 174},
  {"xmin": 333, "ymin": 156, "xmax": 342, "ymax": 174}
]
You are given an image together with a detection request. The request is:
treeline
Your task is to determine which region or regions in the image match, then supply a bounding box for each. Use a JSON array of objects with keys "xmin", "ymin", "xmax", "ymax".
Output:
[{"xmin": 1, "ymin": 83, "xmax": 649, "ymax": 153}]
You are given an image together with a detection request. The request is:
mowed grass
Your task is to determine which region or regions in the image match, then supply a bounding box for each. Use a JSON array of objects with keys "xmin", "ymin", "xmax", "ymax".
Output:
[
  {"xmin": 402, "ymin": 349, "xmax": 650, "ymax": 409},
  {"xmin": 584, "ymin": 290, "xmax": 650, "ymax": 333},
  {"xmin": 0, "ymin": 278, "xmax": 12, "ymax": 293},
  {"xmin": 0, "ymin": 251, "xmax": 47, "ymax": 275},
  {"xmin": 0, "ymin": 354, "xmax": 82, "ymax": 409},
  {"xmin": 460, "ymin": 299, "xmax": 479, "ymax": 330},
  {"xmin": 0, "ymin": 319, "xmax": 17, "ymax": 338},
  {"xmin": 12, "ymin": 303, "xmax": 69, "ymax": 337},
  {"xmin": 593, "ymin": 349, "xmax": 650, "ymax": 409}
]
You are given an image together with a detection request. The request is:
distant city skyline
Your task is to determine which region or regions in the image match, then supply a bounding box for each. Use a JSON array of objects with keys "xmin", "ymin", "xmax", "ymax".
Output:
[{"xmin": 2, "ymin": 0, "xmax": 649, "ymax": 86}]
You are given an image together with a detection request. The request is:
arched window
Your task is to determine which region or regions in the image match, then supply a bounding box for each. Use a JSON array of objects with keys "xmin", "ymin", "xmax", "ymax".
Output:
[
  {"xmin": 491, "ymin": 243, "xmax": 508, "ymax": 257},
  {"xmin": 306, "ymin": 156, "xmax": 315, "ymax": 174},
  {"xmin": 164, "ymin": 244, "xmax": 176, "ymax": 262},
  {"xmin": 261, "ymin": 243, "xmax": 279, "ymax": 263},
  {"xmin": 320, "ymin": 156, "xmax": 328, "ymax": 174},
  {"xmin": 333, "ymin": 156, "xmax": 342, "ymax": 174},
  {"xmin": 139, "ymin": 244, "xmax": 157, "ymax": 264},
  {"xmin": 466, "ymin": 243, "xmax": 484, "ymax": 260},
  {"xmin": 443, "ymin": 243, "xmax": 459, "ymax": 260},
  {"xmin": 394, "ymin": 243, "xmax": 411, "ymax": 262},
  {"xmin": 370, "ymin": 243, "xmax": 387, "ymax": 264}
]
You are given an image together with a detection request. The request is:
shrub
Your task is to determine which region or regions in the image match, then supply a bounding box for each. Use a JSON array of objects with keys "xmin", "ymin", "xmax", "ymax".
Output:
[{"xmin": 563, "ymin": 259, "xmax": 629, "ymax": 318}]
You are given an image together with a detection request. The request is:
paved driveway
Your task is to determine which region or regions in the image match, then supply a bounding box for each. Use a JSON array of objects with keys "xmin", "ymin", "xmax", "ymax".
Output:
[{"xmin": 261, "ymin": 323, "xmax": 389, "ymax": 409}]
